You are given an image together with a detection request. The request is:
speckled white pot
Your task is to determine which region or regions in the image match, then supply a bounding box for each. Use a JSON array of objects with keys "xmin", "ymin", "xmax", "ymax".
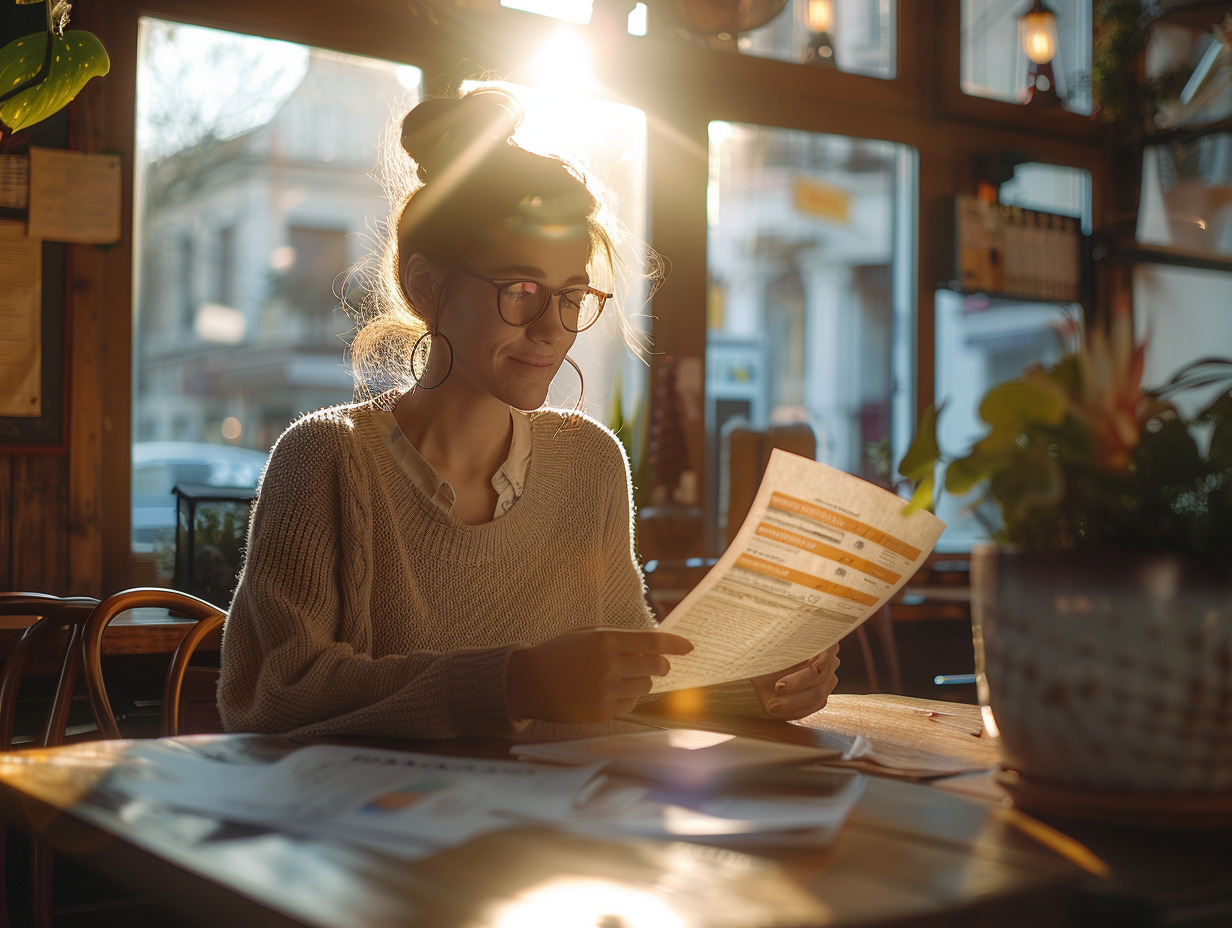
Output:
[{"xmin": 971, "ymin": 545, "xmax": 1232, "ymax": 794}]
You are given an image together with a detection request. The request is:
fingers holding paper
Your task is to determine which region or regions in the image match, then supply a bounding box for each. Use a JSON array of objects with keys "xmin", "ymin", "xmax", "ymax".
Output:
[
  {"xmin": 750, "ymin": 643, "xmax": 840, "ymax": 720},
  {"xmin": 507, "ymin": 627, "xmax": 694, "ymax": 725}
]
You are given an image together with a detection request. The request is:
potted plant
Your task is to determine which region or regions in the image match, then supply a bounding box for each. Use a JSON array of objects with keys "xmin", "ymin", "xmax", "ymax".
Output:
[{"xmin": 899, "ymin": 307, "xmax": 1232, "ymax": 807}]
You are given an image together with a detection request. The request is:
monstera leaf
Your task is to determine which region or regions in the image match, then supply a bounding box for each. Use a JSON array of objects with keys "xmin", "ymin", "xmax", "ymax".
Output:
[{"xmin": 0, "ymin": 28, "xmax": 110, "ymax": 133}]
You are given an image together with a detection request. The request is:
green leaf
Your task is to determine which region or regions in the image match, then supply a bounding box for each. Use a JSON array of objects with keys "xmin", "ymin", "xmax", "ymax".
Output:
[
  {"xmin": 1136, "ymin": 417, "xmax": 1203, "ymax": 486},
  {"xmin": 0, "ymin": 30, "xmax": 110, "ymax": 133},
  {"xmin": 901, "ymin": 467, "xmax": 935, "ymax": 516},
  {"xmin": 898, "ymin": 404, "xmax": 942, "ymax": 514},
  {"xmin": 944, "ymin": 447, "xmax": 998, "ymax": 495},
  {"xmin": 988, "ymin": 447, "xmax": 1064, "ymax": 527},
  {"xmin": 897, "ymin": 403, "xmax": 941, "ymax": 482},
  {"xmin": 978, "ymin": 375, "xmax": 1069, "ymax": 431}
]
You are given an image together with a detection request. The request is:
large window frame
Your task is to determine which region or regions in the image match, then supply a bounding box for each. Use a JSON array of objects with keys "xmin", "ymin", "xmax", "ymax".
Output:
[{"xmin": 77, "ymin": 0, "xmax": 1112, "ymax": 590}]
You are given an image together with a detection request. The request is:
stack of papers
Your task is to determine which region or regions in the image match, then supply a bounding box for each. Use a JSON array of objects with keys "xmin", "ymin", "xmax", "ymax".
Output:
[{"xmin": 98, "ymin": 736, "xmax": 864, "ymax": 859}]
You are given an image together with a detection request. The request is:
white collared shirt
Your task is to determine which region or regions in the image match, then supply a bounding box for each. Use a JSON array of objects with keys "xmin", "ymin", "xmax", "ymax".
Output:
[{"xmin": 372, "ymin": 408, "xmax": 531, "ymax": 520}]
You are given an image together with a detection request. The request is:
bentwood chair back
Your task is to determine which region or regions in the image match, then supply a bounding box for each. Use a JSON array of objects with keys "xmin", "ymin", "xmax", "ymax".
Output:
[
  {"xmin": 0, "ymin": 593, "xmax": 101, "ymax": 750},
  {"xmin": 81, "ymin": 587, "xmax": 226, "ymax": 739},
  {"xmin": 0, "ymin": 593, "xmax": 101, "ymax": 928}
]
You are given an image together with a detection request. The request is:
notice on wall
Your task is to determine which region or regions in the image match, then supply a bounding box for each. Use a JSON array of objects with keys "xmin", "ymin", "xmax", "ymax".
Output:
[
  {"xmin": 651, "ymin": 451, "xmax": 945, "ymax": 692},
  {"xmin": 27, "ymin": 147, "xmax": 121, "ymax": 245},
  {"xmin": 0, "ymin": 221, "xmax": 42, "ymax": 417}
]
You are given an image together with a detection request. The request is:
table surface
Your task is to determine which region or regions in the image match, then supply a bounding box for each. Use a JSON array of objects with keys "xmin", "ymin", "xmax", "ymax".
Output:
[{"xmin": 0, "ymin": 694, "xmax": 1227, "ymax": 928}]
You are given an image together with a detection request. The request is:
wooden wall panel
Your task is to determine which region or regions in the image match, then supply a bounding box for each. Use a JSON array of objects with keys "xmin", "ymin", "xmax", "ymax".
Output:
[
  {"xmin": 8, "ymin": 455, "xmax": 70, "ymax": 593},
  {"xmin": 0, "ymin": 457, "xmax": 12, "ymax": 590}
]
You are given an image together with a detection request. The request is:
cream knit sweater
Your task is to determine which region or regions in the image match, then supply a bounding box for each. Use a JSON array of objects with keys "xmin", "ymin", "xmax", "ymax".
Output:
[{"xmin": 219, "ymin": 397, "xmax": 679, "ymax": 741}]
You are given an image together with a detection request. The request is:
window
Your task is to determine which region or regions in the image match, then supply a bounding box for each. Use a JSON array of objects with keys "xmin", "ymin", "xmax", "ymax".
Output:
[
  {"xmin": 962, "ymin": 0, "xmax": 1092, "ymax": 114},
  {"xmin": 134, "ymin": 20, "xmax": 414, "ymax": 559},
  {"xmin": 214, "ymin": 225, "xmax": 236, "ymax": 307},
  {"xmin": 1135, "ymin": 264, "xmax": 1232, "ymax": 416},
  {"xmin": 178, "ymin": 235, "xmax": 195, "ymax": 332},
  {"xmin": 738, "ymin": 0, "xmax": 895, "ymax": 77},
  {"xmin": 706, "ymin": 121, "xmax": 917, "ymax": 548},
  {"xmin": 285, "ymin": 226, "xmax": 349, "ymax": 325}
]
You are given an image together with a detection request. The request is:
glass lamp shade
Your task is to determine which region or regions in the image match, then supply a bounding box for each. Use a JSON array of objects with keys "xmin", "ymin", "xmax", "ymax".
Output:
[
  {"xmin": 806, "ymin": 0, "xmax": 833, "ymax": 33},
  {"xmin": 1018, "ymin": 3, "xmax": 1058, "ymax": 64}
]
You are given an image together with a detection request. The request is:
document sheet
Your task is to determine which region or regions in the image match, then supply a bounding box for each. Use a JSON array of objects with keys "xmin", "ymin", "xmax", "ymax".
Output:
[{"xmin": 652, "ymin": 450, "xmax": 945, "ymax": 692}]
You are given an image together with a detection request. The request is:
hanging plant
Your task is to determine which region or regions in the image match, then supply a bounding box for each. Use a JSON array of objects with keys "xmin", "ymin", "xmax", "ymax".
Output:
[
  {"xmin": 1092, "ymin": 0, "xmax": 1144, "ymax": 125},
  {"xmin": 1092, "ymin": 0, "xmax": 1209, "ymax": 129},
  {"xmin": 0, "ymin": 0, "xmax": 109, "ymax": 136}
]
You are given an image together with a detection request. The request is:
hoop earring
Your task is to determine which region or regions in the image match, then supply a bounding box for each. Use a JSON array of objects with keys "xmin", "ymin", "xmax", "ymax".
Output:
[
  {"xmin": 555, "ymin": 356, "xmax": 585, "ymax": 433},
  {"xmin": 410, "ymin": 329, "xmax": 453, "ymax": 390}
]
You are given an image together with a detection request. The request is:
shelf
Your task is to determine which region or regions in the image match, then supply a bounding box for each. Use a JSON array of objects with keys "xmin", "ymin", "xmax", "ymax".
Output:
[
  {"xmin": 1144, "ymin": 114, "xmax": 1232, "ymax": 147},
  {"xmin": 937, "ymin": 284, "xmax": 1083, "ymax": 307},
  {"xmin": 1098, "ymin": 240, "xmax": 1232, "ymax": 274}
]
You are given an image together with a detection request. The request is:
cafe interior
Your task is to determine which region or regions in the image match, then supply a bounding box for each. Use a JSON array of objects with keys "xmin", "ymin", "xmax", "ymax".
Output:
[{"xmin": 0, "ymin": 0, "xmax": 1231, "ymax": 926}]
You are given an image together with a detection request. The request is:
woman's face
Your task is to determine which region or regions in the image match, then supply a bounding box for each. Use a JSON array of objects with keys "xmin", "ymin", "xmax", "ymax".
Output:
[{"xmin": 435, "ymin": 227, "xmax": 589, "ymax": 411}]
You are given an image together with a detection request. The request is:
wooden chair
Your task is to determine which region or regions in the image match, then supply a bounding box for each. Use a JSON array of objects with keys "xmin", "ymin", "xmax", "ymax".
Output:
[
  {"xmin": 0, "ymin": 589, "xmax": 223, "ymax": 927},
  {"xmin": 81, "ymin": 587, "xmax": 225, "ymax": 740},
  {"xmin": 854, "ymin": 605, "xmax": 903, "ymax": 694},
  {"xmin": 723, "ymin": 421, "xmax": 817, "ymax": 546},
  {"xmin": 0, "ymin": 593, "xmax": 100, "ymax": 928},
  {"xmin": 0, "ymin": 594, "xmax": 101, "ymax": 750}
]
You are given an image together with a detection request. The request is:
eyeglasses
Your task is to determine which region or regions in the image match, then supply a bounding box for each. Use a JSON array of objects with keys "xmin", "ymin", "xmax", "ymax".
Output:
[{"xmin": 457, "ymin": 268, "xmax": 610, "ymax": 333}]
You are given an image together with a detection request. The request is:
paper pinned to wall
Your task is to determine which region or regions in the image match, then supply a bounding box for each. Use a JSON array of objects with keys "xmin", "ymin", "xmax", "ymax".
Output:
[
  {"xmin": 27, "ymin": 146, "xmax": 121, "ymax": 245},
  {"xmin": 0, "ymin": 221, "xmax": 42, "ymax": 417},
  {"xmin": 651, "ymin": 450, "xmax": 945, "ymax": 692}
]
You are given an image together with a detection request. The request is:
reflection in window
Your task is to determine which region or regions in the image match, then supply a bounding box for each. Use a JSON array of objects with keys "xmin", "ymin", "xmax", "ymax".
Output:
[
  {"xmin": 962, "ymin": 0, "xmax": 1091, "ymax": 115},
  {"xmin": 134, "ymin": 22, "xmax": 415, "ymax": 560},
  {"xmin": 706, "ymin": 122, "xmax": 916, "ymax": 548},
  {"xmin": 738, "ymin": 0, "xmax": 895, "ymax": 77},
  {"xmin": 1135, "ymin": 264, "xmax": 1232, "ymax": 418},
  {"xmin": 1138, "ymin": 139, "xmax": 1232, "ymax": 257}
]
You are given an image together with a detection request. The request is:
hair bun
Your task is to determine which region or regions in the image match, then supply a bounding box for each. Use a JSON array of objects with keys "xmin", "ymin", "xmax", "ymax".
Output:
[{"xmin": 400, "ymin": 90, "xmax": 523, "ymax": 182}]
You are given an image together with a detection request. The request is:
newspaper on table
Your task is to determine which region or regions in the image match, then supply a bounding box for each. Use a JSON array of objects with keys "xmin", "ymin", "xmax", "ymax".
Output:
[
  {"xmin": 99, "ymin": 739, "xmax": 865, "ymax": 858},
  {"xmin": 652, "ymin": 450, "xmax": 945, "ymax": 692}
]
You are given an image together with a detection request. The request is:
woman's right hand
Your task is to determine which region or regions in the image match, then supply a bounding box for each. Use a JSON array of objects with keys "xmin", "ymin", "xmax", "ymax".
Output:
[{"xmin": 507, "ymin": 627, "xmax": 693, "ymax": 724}]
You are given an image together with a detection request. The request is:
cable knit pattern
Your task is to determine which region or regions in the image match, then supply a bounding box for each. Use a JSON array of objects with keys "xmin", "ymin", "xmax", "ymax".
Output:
[{"xmin": 218, "ymin": 397, "xmax": 656, "ymax": 741}]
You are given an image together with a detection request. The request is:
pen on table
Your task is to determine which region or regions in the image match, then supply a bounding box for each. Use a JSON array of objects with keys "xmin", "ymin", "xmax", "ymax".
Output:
[
  {"xmin": 923, "ymin": 711, "xmax": 984, "ymax": 738},
  {"xmin": 933, "ymin": 673, "xmax": 977, "ymax": 686}
]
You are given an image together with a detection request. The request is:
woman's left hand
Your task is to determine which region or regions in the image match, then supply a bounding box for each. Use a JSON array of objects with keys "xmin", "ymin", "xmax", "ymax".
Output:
[{"xmin": 750, "ymin": 644, "xmax": 840, "ymax": 720}]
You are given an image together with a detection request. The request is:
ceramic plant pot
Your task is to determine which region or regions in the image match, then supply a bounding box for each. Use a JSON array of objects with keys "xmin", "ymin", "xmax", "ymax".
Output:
[{"xmin": 971, "ymin": 545, "xmax": 1232, "ymax": 794}]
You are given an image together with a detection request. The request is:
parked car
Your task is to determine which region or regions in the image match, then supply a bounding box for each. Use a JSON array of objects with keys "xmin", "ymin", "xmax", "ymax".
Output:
[{"xmin": 132, "ymin": 441, "xmax": 269, "ymax": 553}]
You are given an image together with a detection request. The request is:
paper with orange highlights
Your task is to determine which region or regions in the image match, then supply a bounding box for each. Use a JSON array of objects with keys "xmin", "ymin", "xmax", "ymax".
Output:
[{"xmin": 651, "ymin": 450, "xmax": 945, "ymax": 693}]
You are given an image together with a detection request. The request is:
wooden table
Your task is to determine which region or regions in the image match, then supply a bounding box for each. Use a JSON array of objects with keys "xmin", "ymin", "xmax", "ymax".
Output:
[
  {"xmin": 0, "ymin": 607, "xmax": 222, "ymax": 658},
  {"xmin": 0, "ymin": 695, "xmax": 1225, "ymax": 927}
]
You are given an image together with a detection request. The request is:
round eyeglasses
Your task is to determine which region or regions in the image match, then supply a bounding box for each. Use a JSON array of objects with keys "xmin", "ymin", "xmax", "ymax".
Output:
[{"xmin": 457, "ymin": 268, "xmax": 610, "ymax": 333}]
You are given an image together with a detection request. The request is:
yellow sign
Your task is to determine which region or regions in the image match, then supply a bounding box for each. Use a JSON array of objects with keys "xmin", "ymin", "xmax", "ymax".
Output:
[{"xmin": 794, "ymin": 177, "xmax": 850, "ymax": 223}]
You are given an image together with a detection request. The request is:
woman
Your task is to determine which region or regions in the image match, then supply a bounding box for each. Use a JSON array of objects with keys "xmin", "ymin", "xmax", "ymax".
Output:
[{"xmin": 218, "ymin": 87, "xmax": 839, "ymax": 740}]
